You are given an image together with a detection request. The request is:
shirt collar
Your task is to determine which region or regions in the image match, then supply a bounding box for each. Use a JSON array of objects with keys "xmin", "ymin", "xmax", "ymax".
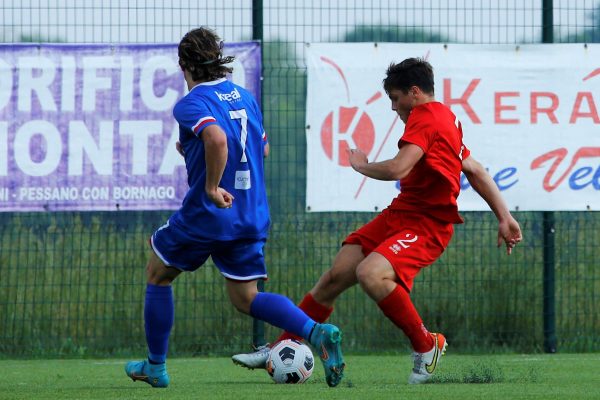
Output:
[{"xmin": 189, "ymin": 78, "xmax": 227, "ymax": 92}]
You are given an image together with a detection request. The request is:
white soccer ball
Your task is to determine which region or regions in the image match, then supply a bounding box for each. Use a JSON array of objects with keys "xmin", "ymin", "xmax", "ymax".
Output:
[{"xmin": 266, "ymin": 339, "xmax": 314, "ymax": 384}]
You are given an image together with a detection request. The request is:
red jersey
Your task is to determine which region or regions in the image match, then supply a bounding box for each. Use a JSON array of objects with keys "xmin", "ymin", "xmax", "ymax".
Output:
[{"xmin": 389, "ymin": 102, "xmax": 470, "ymax": 224}]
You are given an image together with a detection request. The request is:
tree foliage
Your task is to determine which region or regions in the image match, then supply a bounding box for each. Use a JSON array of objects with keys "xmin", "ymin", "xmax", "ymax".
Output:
[
  {"xmin": 343, "ymin": 25, "xmax": 448, "ymax": 43},
  {"xmin": 560, "ymin": 5, "xmax": 600, "ymax": 42}
]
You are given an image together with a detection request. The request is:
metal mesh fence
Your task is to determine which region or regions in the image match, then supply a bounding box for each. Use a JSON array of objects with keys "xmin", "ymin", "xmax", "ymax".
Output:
[{"xmin": 1, "ymin": 0, "xmax": 599, "ymax": 357}]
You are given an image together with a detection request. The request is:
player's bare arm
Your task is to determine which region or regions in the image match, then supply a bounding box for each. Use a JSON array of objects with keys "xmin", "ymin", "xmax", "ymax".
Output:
[
  {"xmin": 347, "ymin": 143, "xmax": 424, "ymax": 181},
  {"xmin": 176, "ymin": 141, "xmax": 185, "ymax": 157},
  {"xmin": 202, "ymin": 124, "xmax": 234, "ymax": 208},
  {"xmin": 462, "ymin": 155, "xmax": 522, "ymax": 254}
]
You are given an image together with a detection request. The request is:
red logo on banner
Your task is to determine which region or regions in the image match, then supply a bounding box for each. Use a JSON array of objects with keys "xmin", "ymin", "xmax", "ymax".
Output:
[
  {"xmin": 320, "ymin": 107, "xmax": 375, "ymax": 166},
  {"xmin": 318, "ymin": 56, "xmax": 378, "ymax": 167}
]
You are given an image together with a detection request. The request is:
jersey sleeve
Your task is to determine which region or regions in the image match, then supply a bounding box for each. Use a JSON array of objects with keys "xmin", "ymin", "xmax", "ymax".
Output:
[
  {"xmin": 456, "ymin": 118, "xmax": 471, "ymax": 160},
  {"xmin": 398, "ymin": 108, "xmax": 436, "ymax": 152},
  {"xmin": 173, "ymin": 98, "xmax": 218, "ymax": 137},
  {"xmin": 460, "ymin": 143, "xmax": 471, "ymax": 160}
]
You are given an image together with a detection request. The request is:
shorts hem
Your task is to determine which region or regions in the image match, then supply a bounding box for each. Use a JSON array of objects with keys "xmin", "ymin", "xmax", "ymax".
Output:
[
  {"xmin": 150, "ymin": 235, "xmax": 188, "ymax": 271},
  {"xmin": 221, "ymin": 272, "xmax": 268, "ymax": 281}
]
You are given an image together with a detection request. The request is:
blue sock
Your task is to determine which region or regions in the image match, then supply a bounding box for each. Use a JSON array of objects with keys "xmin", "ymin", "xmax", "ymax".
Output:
[
  {"xmin": 144, "ymin": 284, "xmax": 174, "ymax": 364},
  {"xmin": 250, "ymin": 292, "xmax": 316, "ymax": 341}
]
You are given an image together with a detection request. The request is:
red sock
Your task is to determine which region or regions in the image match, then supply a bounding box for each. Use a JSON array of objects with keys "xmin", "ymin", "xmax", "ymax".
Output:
[
  {"xmin": 377, "ymin": 285, "xmax": 434, "ymax": 353},
  {"xmin": 275, "ymin": 293, "xmax": 333, "ymax": 343}
]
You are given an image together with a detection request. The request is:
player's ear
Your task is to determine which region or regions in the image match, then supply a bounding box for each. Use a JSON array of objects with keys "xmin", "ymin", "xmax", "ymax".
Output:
[{"xmin": 410, "ymin": 86, "xmax": 419, "ymax": 99}]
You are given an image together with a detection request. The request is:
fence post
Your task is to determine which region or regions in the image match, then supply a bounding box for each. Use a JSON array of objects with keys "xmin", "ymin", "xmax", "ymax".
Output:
[
  {"xmin": 542, "ymin": 0, "xmax": 553, "ymax": 43},
  {"xmin": 542, "ymin": 212, "xmax": 557, "ymax": 353},
  {"xmin": 251, "ymin": 0, "xmax": 267, "ymax": 349},
  {"xmin": 541, "ymin": 0, "xmax": 558, "ymax": 354},
  {"xmin": 541, "ymin": 0, "xmax": 557, "ymax": 354},
  {"xmin": 252, "ymin": 0, "xmax": 263, "ymax": 44}
]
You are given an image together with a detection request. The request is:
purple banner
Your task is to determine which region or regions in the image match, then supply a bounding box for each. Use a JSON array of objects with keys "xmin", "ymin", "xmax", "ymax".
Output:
[{"xmin": 0, "ymin": 42, "xmax": 261, "ymax": 211}]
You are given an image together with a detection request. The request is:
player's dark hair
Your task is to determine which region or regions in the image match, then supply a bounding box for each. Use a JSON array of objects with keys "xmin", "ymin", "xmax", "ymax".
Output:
[
  {"xmin": 178, "ymin": 27, "xmax": 235, "ymax": 82},
  {"xmin": 383, "ymin": 58, "xmax": 434, "ymax": 95}
]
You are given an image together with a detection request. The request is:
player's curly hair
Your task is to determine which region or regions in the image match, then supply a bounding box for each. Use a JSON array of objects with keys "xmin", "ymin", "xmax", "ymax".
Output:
[
  {"xmin": 383, "ymin": 58, "xmax": 434, "ymax": 95},
  {"xmin": 178, "ymin": 27, "xmax": 235, "ymax": 82}
]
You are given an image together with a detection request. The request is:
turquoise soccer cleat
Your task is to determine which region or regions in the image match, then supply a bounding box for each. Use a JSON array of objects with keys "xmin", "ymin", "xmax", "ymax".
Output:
[
  {"xmin": 309, "ymin": 323, "xmax": 345, "ymax": 387},
  {"xmin": 125, "ymin": 359, "xmax": 170, "ymax": 388}
]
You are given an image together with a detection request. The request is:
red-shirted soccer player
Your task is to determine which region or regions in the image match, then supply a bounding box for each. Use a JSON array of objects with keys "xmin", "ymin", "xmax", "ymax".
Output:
[{"xmin": 233, "ymin": 57, "xmax": 522, "ymax": 384}]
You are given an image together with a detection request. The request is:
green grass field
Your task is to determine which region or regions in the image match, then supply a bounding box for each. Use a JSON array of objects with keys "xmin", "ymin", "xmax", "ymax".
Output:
[{"xmin": 2, "ymin": 353, "xmax": 598, "ymax": 400}]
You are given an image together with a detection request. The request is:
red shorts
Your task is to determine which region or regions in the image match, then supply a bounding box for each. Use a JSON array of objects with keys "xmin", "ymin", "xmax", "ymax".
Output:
[{"xmin": 343, "ymin": 209, "xmax": 454, "ymax": 292}]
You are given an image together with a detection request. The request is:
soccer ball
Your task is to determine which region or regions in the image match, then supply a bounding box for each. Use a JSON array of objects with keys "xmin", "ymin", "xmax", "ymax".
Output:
[{"xmin": 266, "ymin": 339, "xmax": 314, "ymax": 384}]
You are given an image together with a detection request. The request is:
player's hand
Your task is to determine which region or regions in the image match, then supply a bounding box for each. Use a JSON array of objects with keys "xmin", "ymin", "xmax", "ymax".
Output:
[
  {"xmin": 347, "ymin": 148, "xmax": 368, "ymax": 172},
  {"xmin": 497, "ymin": 215, "xmax": 522, "ymax": 255},
  {"xmin": 206, "ymin": 187, "xmax": 235, "ymax": 208},
  {"xmin": 176, "ymin": 141, "xmax": 185, "ymax": 157}
]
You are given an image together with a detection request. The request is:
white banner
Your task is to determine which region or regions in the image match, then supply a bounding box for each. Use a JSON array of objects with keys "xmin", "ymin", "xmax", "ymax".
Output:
[{"xmin": 306, "ymin": 43, "xmax": 600, "ymax": 212}]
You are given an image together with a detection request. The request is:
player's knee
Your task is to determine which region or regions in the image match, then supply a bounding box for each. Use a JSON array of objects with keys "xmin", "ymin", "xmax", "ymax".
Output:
[
  {"xmin": 146, "ymin": 263, "xmax": 160, "ymax": 284},
  {"xmin": 356, "ymin": 262, "xmax": 377, "ymax": 289},
  {"xmin": 230, "ymin": 292, "xmax": 255, "ymax": 315},
  {"xmin": 145, "ymin": 262, "xmax": 176, "ymax": 285}
]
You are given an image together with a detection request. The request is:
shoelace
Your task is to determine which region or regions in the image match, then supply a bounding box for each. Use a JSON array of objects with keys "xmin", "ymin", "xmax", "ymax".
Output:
[{"xmin": 250, "ymin": 344, "xmax": 271, "ymax": 359}]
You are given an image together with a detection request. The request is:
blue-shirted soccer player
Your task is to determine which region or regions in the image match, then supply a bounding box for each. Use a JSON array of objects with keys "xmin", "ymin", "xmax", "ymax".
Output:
[{"xmin": 125, "ymin": 27, "xmax": 345, "ymax": 388}]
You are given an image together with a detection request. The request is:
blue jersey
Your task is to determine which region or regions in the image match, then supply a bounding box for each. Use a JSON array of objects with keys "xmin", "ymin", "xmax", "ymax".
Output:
[{"xmin": 171, "ymin": 78, "xmax": 270, "ymax": 240}]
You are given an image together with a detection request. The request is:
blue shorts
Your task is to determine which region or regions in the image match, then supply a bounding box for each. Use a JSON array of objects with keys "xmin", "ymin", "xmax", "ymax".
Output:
[{"xmin": 150, "ymin": 219, "xmax": 268, "ymax": 281}]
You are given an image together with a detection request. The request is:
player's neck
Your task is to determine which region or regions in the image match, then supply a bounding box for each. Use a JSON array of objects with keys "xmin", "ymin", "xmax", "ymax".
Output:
[
  {"xmin": 415, "ymin": 95, "xmax": 436, "ymax": 106},
  {"xmin": 183, "ymin": 69, "xmax": 206, "ymax": 91},
  {"xmin": 186, "ymin": 77, "xmax": 203, "ymax": 91}
]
